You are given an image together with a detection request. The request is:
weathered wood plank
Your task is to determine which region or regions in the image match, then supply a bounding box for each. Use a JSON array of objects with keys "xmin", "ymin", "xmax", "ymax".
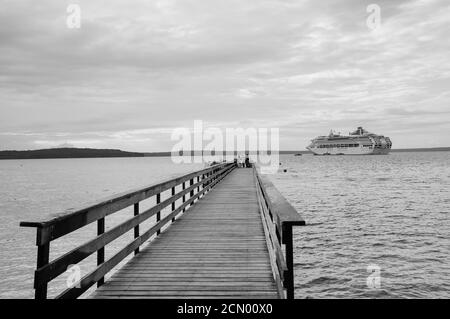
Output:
[
  {"xmin": 90, "ymin": 168, "xmax": 279, "ymax": 299},
  {"xmin": 96, "ymin": 291, "xmax": 280, "ymax": 297},
  {"xmin": 56, "ymin": 177, "xmax": 220, "ymax": 299}
]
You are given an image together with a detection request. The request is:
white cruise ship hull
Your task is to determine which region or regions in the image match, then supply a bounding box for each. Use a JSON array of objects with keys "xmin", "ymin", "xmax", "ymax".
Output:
[
  {"xmin": 306, "ymin": 127, "xmax": 392, "ymax": 155},
  {"xmin": 307, "ymin": 146, "xmax": 390, "ymax": 155}
]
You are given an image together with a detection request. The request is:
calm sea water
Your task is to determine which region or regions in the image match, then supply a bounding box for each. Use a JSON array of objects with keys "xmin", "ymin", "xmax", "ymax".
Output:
[
  {"xmin": 0, "ymin": 153, "xmax": 448, "ymax": 298},
  {"xmin": 0, "ymin": 157, "xmax": 204, "ymax": 298},
  {"xmin": 271, "ymin": 152, "xmax": 450, "ymax": 298}
]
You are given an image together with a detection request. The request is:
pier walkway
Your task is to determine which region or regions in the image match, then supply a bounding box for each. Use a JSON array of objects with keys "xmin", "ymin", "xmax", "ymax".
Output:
[
  {"xmin": 21, "ymin": 163, "xmax": 305, "ymax": 299},
  {"xmin": 92, "ymin": 169, "xmax": 276, "ymax": 299}
]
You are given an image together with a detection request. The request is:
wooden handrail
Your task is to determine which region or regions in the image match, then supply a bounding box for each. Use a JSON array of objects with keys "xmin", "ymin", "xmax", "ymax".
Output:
[
  {"xmin": 21, "ymin": 163, "xmax": 232, "ymax": 241},
  {"xmin": 20, "ymin": 162, "xmax": 236, "ymax": 299},
  {"xmin": 254, "ymin": 166, "xmax": 305, "ymax": 299}
]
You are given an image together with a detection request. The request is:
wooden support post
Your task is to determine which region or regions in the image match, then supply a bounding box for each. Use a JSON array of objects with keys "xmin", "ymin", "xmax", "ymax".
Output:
[
  {"xmin": 35, "ymin": 231, "xmax": 49, "ymax": 299},
  {"xmin": 197, "ymin": 176, "xmax": 200, "ymax": 194},
  {"xmin": 182, "ymin": 182, "xmax": 186, "ymax": 212},
  {"xmin": 207, "ymin": 172, "xmax": 210, "ymax": 189},
  {"xmin": 171, "ymin": 187, "xmax": 176, "ymax": 222},
  {"xmin": 97, "ymin": 218, "xmax": 105, "ymax": 287},
  {"xmin": 284, "ymin": 225, "xmax": 294, "ymax": 299},
  {"xmin": 189, "ymin": 178, "xmax": 194, "ymax": 206},
  {"xmin": 134, "ymin": 203, "xmax": 139, "ymax": 255},
  {"xmin": 156, "ymin": 193, "xmax": 161, "ymax": 235}
]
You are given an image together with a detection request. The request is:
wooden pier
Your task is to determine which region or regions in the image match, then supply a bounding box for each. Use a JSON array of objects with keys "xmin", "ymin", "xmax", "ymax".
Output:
[{"xmin": 21, "ymin": 163, "xmax": 305, "ymax": 299}]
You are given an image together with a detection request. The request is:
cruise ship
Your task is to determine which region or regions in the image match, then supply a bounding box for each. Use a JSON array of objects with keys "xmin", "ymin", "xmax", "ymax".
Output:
[{"xmin": 307, "ymin": 127, "xmax": 392, "ymax": 155}]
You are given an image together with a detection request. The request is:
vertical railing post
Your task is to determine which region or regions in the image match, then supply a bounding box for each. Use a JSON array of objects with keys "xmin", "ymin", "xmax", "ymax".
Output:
[
  {"xmin": 284, "ymin": 225, "xmax": 294, "ymax": 299},
  {"xmin": 171, "ymin": 186, "xmax": 176, "ymax": 222},
  {"xmin": 197, "ymin": 176, "xmax": 200, "ymax": 194},
  {"xmin": 35, "ymin": 229, "xmax": 49, "ymax": 299},
  {"xmin": 97, "ymin": 218, "xmax": 105, "ymax": 287},
  {"xmin": 189, "ymin": 178, "xmax": 194, "ymax": 206},
  {"xmin": 134, "ymin": 203, "xmax": 140, "ymax": 255},
  {"xmin": 156, "ymin": 193, "xmax": 161, "ymax": 235},
  {"xmin": 182, "ymin": 182, "xmax": 186, "ymax": 212}
]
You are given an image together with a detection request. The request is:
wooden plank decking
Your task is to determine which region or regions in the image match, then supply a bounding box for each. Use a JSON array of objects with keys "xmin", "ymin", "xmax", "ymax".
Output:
[
  {"xmin": 91, "ymin": 168, "xmax": 279, "ymax": 299},
  {"xmin": 21, "ymin": 163, "xmax": 304, "ymax": 299}
]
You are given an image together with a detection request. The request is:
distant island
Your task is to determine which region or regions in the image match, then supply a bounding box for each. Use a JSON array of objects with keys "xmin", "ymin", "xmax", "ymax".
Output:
[
  {"xmin": 389, "ymin": 147, "xmax": 450, "ymax": 153},
  {"xmin": 0, "ymin": 148, "xmax": 145, "ymax": 160},
  {"xmin": 281, "ymin": 147, "xmax": 450, "ymax": 154},
  {"xmin": 0, "ymin": 147, "xmax": 448, "ymax": 160}
]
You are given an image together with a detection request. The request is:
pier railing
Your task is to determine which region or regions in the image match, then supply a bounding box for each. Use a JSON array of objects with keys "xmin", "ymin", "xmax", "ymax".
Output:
[
  {"xmin": 254, "ymin": 167, "xmax": 305, "ymax": 299},
  {"xmin": 20, "ymin": 162, "xmax": 236, "ymax": 299}
]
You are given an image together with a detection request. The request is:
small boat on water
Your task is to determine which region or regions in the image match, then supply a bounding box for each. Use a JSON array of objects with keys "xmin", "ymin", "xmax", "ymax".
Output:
[{"xmin": 307, "ymin": 127, "xmax": 392, "ymax": 155}]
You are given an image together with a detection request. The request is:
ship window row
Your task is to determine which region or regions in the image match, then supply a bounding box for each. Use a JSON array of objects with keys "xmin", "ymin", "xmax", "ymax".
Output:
[{"xmin": 317, "ymin": 144, "xmax": 360, "ymax": 148}]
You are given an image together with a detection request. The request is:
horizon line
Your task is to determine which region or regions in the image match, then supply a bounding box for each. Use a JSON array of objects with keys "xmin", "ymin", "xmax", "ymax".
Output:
[{"xmin": 1, "ymin": 146, "xmax": 450, "ymax": 153}]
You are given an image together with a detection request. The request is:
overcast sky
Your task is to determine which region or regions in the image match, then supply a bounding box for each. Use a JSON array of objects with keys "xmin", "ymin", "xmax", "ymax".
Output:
[{"xmin": 0, "ymin": 0, "xmax": 449, "ymax": 151}]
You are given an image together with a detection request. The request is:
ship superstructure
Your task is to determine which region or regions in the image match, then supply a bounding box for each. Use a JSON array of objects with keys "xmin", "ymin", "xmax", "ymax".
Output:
[{"xmin": 307, "ymin": 127, "xmax": 392, "ymax": 155}]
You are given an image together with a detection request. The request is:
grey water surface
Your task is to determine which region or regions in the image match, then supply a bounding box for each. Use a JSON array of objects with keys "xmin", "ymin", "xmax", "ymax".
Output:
[{"xmin": 0, "ymin": 153, "xmax": 448, "ymax": 298}]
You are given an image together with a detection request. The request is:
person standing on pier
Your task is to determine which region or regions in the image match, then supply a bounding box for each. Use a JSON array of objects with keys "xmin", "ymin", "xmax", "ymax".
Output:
[{"xmin": 245, "ymin": 154, "xmax": 250, "ymax": 168}]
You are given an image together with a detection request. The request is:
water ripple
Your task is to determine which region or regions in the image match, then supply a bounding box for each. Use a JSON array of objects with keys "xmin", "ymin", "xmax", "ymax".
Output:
[{"xmin": 271, "ymin": 152, "xmax": 450, "ymax": 299}]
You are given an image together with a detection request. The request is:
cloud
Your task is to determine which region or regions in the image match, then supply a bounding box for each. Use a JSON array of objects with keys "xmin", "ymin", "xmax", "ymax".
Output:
[{"xmin": 0, "ymin": 0, "xmax": 449, "ymax": 150}]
